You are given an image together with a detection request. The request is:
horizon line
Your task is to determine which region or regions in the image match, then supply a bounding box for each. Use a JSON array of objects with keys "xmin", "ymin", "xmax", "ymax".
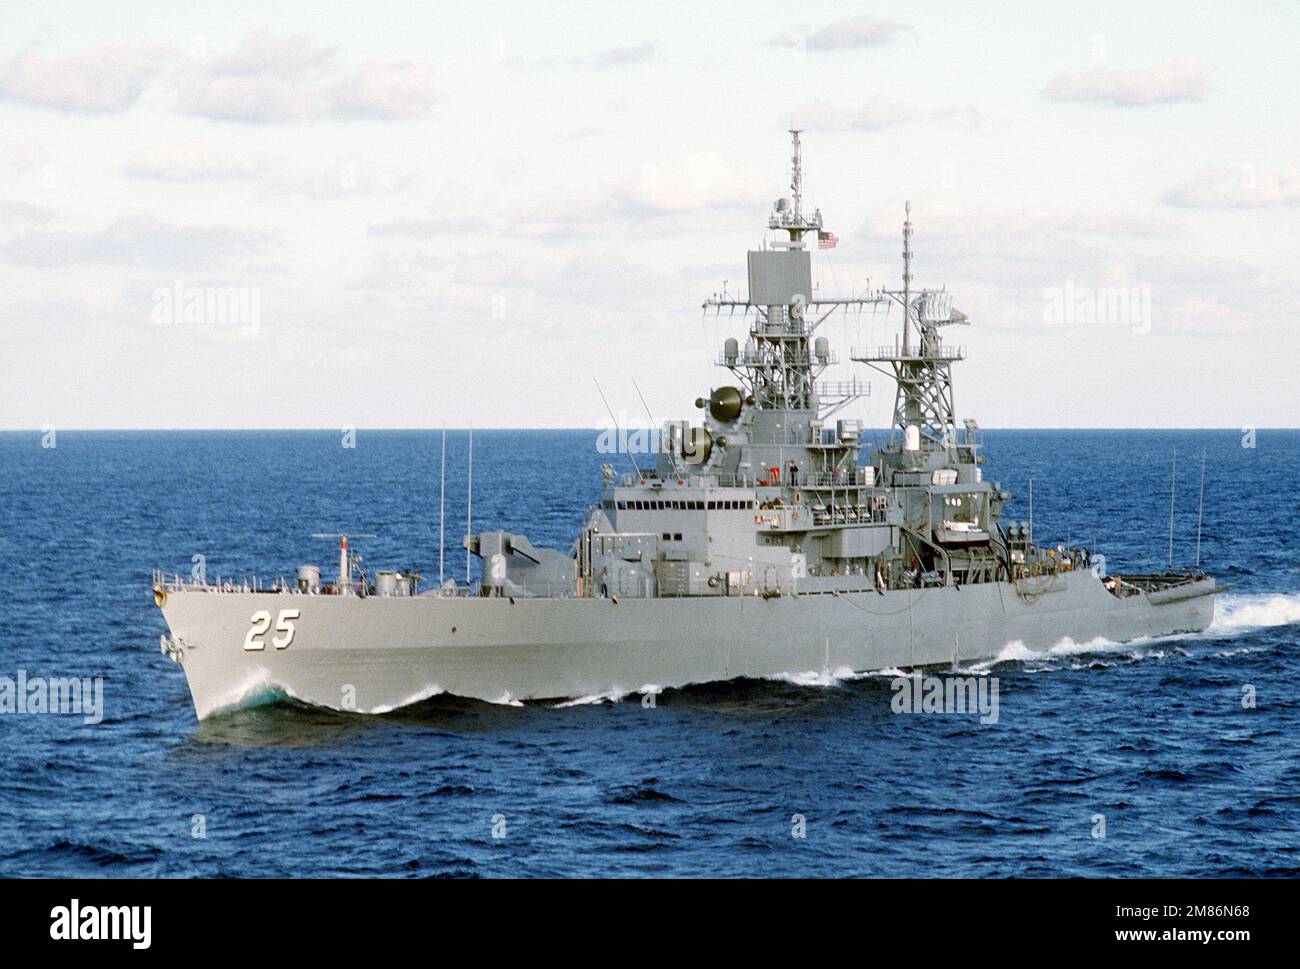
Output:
[{"xmin": 1, "ymin": 425, "xmax": 1293, "ymax": 434}]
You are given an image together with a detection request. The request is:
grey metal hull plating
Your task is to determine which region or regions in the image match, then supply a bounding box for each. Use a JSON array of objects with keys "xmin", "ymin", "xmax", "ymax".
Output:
[{"xmin": 159, "ymin": 571, "xmax": 1216, "ymax": 720}]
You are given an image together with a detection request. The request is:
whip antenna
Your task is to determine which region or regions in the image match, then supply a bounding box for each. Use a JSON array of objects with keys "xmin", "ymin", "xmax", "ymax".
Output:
[
  {"xmin": 595, "ymin": 379, "xmax": 641, "ymax": 478},
  {"xmin": 1196, "ymin": 447, "xmax": 1206, "ymax": 569},
  {"xmin": 1167, "ymin": 450, "xmax": 1177, "ymax": 569},
  {"xmin": 439, "ymin": 426, "xmax": 446, "ymax": 585},
  {"xmin": 466, "ymin": 426, "xmax": 473, "ymax": 584}
]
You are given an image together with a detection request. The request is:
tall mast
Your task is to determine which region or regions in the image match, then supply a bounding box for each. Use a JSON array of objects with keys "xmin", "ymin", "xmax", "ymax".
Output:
[
  {"xmin": 852, "ymin": 201, "xmax": 968, "ymax": 455},
  {"xmin": 790, "ymin": 129, "xmax": 803, "ymax": 224},
  {"xmin": 704, "ymin": 131, "xmax": 876, "ymax": 426},
  {"xmin": 466, "ymin": 427, "xmax": 474, "ymax": 584},
  {"xmin": 1028, "ymin": 478, "xmax": 1033, "ymax": 546},
  {"xmin": 1167, "ymin": 450, "xmax": 1177, "ymax": 569},
  {"xmin": 1196, "ymin": 448, "xmax": 1206, "ymax": 569},
  {"xmin": 439, "ymin": 426, "xmax": 446, "ymax": 585},
  {"xmin": 902, "ymin": 200, "xmax": 912, "ymax": 352}
]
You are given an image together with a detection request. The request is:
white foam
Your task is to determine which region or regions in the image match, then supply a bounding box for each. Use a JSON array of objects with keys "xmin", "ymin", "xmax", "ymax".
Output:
[
  {"xmin": 198, "ymin": 668, "xmax": 298, "ymax": 719},
  {"xmin": 766, "ymin": 670, "xmax": 837, "ymax": 687},
  {"xmin": 1213, "ymin": 645, "xmax": 1264, "ymax": 659},
  {"xmin": 553, "ymin": 687, "xmax": 629, "ymax": 707},
  {"xmin": 870, "ymin": 667, "xmax": 910, "ymax": 679},
  {"xmin": 1045, "ymin": 634, "xmax": 1123, "ymax": 655},
  {"xmin": 1209, "ymin": 592, "xmax": 1300, "ymax": 634},
  {"xmin": 977, "ymin": 639, "xmax": 1036, "ymax": 667},
  {"xmin": 368, "ymin": 682, "xmax": 445, "ymax": 714},
  {"xmin": 489, "ymin": 691, "xmax": 524, "ymax": 707},
  {"xmin": 765, "ymin": 665, "xmax": 860, "ymax": 687}
]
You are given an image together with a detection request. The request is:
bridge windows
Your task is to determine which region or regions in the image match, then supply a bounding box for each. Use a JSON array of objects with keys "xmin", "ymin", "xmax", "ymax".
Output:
[{"xmin": 615, "ymin": 497, "xmax": 755, "ymax": 511}]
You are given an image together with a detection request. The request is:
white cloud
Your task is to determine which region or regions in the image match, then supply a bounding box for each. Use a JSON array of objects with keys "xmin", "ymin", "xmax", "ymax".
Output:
[
  {"xmin": 845, "ymin": 201, "xmax": 1285, "ymax": 342},
  {"xmin": 1, "ymin": 216, "xmax": 272, "ymax": 269},
  {"xmin": 501, "ymin": 154, "xmax": 767, "ymax": 236},
  {"xmin": 204, "ymin": 31, "xmax": 337, "ymax": 78},
  {"xmin": 369, "ymin": 216, "xmax": 485, "ymax": 237},
  {"xmin": 790, "ymin": 98, "xmax": 909, "ymax": 132},
  {"xmin": 333, "ymin": 61, "xmax": 437, "ymax": 119},
  {"xmin": 1042, "ymin": 61, "xmax": 1211, "ymax": 106},
  {"xmin": 857, "ymin": 203, "xmax": 1182, "ymax": 242},
  {"xmin": 600, "ymin": 154, "xmax": 766, "ymax": 217},
  {"xmin": 123, "ymin": 142, "xmax": 415, "ymax": 199},
  {"xmin": 0, "ymin": 199, "xmax": 53, "ymax": 223},
  {"xmin": 258, "ymin": 158, "xmax": 416, "ymax": 198},
  {"xmin": 776, "ymin": 16, "xmax": 910, "ymax": 52},
  {"xmin": 510, "ymin": 42, "xmax": 658, "ymax": 70},
  {"xmin": 183, "ymin": 33, "xmax": 435, "ymax": 122},
  {"xmin": 125, "ymin": 142, "xmax": 267, "ymax": 181},
  {"xmin": 0, "ymin": 43, "xmax": 165, "ymax": 113},
  {"xmin": 1163, "ymin": 166, "xmax": 1300, "ymax": 208},
  {"xmin": 931, "ymin": 104, "xmax": 985, "ymax": 132},
  {"xmin": 587, "ymin": 43, "xmax": 657, "ymax": 69},
  {"xmin": 184, "ymin": 73, "xmax": 328, "ymax": 122}
]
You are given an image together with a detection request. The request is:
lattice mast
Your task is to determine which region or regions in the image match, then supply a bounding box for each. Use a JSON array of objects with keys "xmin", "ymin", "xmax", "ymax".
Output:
[
  {"xmin": 753, "ymin": 128, "xmax": 820, "ymax": 413},
  {"xmin": 704, "ymin": 130, "xmax": 878, "ymax": 418},
  {"xmin": 852, "ymin": 202, "xmax": 968, "ymax": 453}
]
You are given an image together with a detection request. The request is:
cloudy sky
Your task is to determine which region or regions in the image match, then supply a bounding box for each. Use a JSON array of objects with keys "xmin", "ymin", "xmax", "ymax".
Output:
[{"xmin": 1, "ymin": 0, "xmax": 1296, "ymax": 429}]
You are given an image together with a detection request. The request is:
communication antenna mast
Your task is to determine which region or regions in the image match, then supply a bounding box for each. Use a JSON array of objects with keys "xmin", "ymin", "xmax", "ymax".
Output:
[
  {"xmin": 790, "ymin": 128, "xmax": 803, "ymax": 222},
  {"xmin": 1196, "ymin": 448, "xmax": 1206, "ymax": 569},
  {"xmin": 439, "ymin": 426, "xmax": 446, "ymax": 585},
  {"xmin": 902, "ymin": 200, "xmax": 913, "ymax": 352},
  {"xmin": 633, "ymin": 377, "xmax": 674, "ymax": 475},
  {"xmin": 595, "ymin": 379, "xmax": 642, "ymax": 478},
  {"xmin": 1167, "ymin": 450, "xmax": 1177, "ymax": 569}
]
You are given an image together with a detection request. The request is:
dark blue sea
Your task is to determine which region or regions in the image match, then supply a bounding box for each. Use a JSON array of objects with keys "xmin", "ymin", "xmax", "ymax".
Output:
[{"xmin": 1, "ymin": 429, "xmax": 1297, "ymax": 877}]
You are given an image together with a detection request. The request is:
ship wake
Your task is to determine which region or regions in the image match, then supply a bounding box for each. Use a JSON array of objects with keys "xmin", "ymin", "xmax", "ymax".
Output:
[{"xmin": 1208, "ymin": 591, "xmax": 1300, "ymax": 635}]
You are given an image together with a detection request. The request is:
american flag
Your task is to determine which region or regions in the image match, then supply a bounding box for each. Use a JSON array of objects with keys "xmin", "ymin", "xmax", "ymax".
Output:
[{"xmin": 817, "ymin": 230, "xmax": 838, "ymax": 250}]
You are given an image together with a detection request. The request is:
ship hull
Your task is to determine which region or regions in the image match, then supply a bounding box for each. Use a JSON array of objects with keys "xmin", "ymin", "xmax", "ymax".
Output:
[{"xmin": 157, "ymin": 571, "xmax": 1215, "ymax": 719}]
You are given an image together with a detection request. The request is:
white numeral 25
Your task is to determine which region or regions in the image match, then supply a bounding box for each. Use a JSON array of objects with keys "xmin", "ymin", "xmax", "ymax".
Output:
[{"xmin": 243, "ymin": 609, "xmax": 301, "ymax": 651}]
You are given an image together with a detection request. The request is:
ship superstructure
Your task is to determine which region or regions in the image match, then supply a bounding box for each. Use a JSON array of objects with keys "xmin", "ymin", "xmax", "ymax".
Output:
[
  {"xmin": 478, "ymin": 132, "xmax": 1030, "ymax": 602},
  {"xmin": 153, "ymin": 132, "xmax": 1216, "ymax": 719}
]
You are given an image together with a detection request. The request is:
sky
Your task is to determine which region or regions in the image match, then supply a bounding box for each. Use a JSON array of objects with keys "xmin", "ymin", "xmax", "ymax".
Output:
[{"xmin": 0, "ymin": 0, "xmax": 1297, "ymax": 430}]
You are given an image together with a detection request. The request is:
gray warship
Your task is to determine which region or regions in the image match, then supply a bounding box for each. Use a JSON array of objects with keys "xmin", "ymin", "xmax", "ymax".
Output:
[{"xmin": 154, "ymin": 131, "xmax": 1216, "ymax": 719}]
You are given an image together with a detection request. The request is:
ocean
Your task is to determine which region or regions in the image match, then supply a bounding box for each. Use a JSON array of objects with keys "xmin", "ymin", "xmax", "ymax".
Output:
[{"xmin": 1, "ymin": 428, "xmax": 1297, "ymax": 877}]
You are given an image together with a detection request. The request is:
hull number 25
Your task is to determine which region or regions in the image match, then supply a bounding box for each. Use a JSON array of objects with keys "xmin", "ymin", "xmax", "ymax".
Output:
[{"xmin": 243, "ymin": 609, "xmax": 301, "ymax": 651}]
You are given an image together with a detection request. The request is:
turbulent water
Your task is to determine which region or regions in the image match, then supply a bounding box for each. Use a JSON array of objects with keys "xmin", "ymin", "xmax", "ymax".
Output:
[{"xmin": 1, "ymin": 429, "xmax": 1296, "ymax": 877}]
